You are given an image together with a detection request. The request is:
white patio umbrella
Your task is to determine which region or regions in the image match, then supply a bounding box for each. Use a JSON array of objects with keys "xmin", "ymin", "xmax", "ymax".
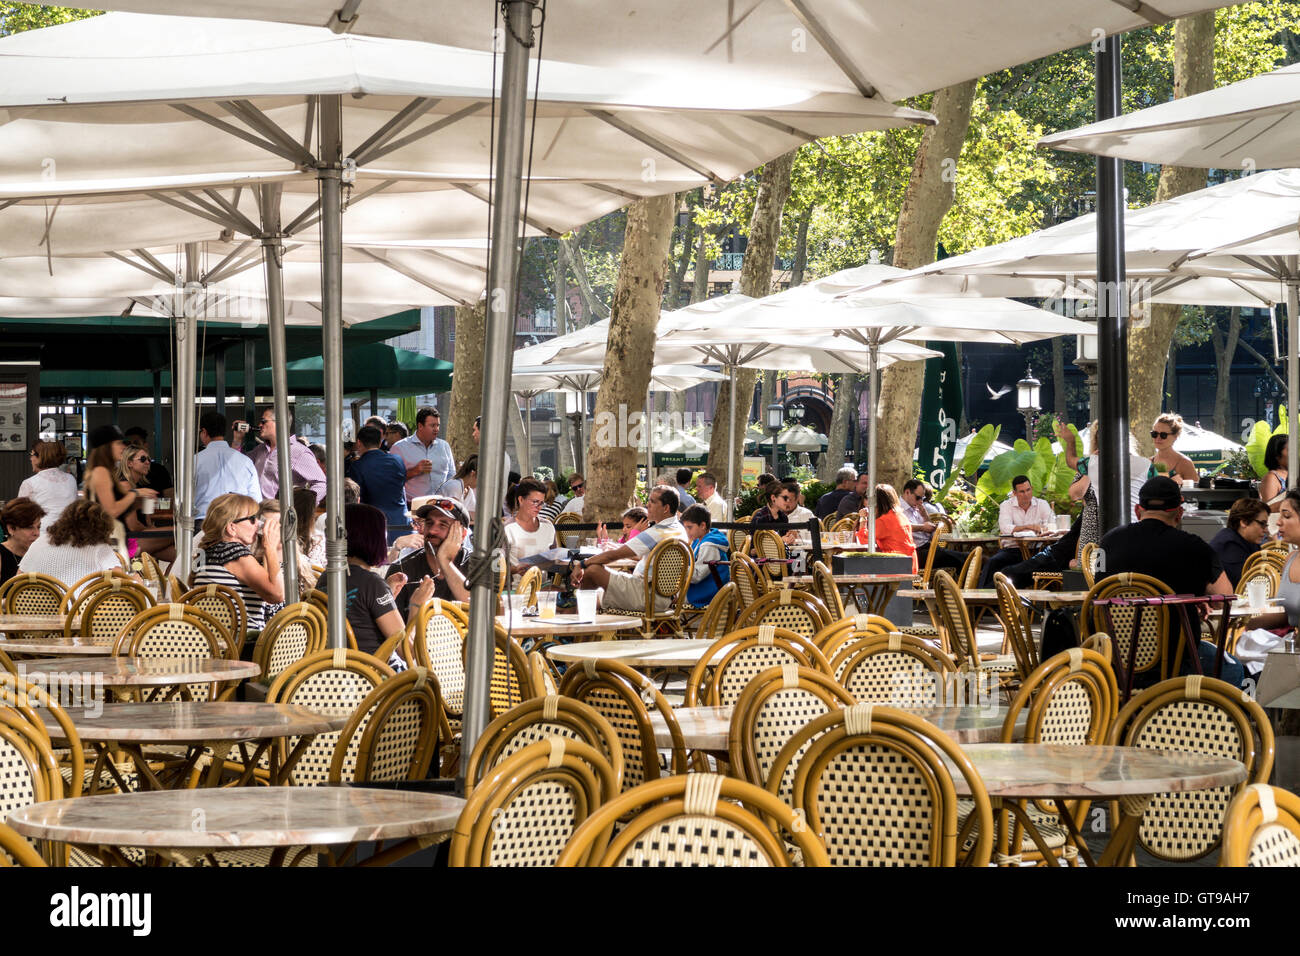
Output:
[{"xmin": 756, "ymin": 424, "xmax": 828, "ymax": 452}]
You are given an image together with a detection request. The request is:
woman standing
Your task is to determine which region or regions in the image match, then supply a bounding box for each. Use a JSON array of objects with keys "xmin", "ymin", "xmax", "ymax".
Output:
[
  {"xmin": 1149, "ymin": 413, "xmax": 1198, "ymax": 483},
  {"xmin": 18, "ymin": 442, "xmax": 76, "ymax": 530},
  {"xmin": 441, "ymin": 455, "xmax": 479, "ymax": 524},
  {"xmin": 1, "ymin": 498, "xmax": 44, "ymax": 587},
  {"xmin": 1260, "ymin": 434, "xmax": 1289, "ymax": 512},
  {"xmin": 84, "ymin": 424, "xmax": 155, "ymax": 552},
  {"xmin": 116, "ymin": 441, "xmax": 176, "ymax": 563},
  {"xmin": 193, "ymin": 493, "xmax": 283, "ymax": 631},
  {"xmin": 861, "ymin": 484, "xmax": 917, "ymax": 573}
]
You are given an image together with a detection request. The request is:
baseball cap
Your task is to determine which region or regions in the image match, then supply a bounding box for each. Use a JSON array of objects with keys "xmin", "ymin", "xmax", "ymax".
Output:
[
  {"xmin": 88, "ymin": 424, "xmax": 126, "ymax": 450},
  {"xmin": 414, "ymin": 497, "xmax": 470, "ymax": 528},
  {"xmin": 1138, "ymin": 476, "xmax": 1183, "ymax": 511}
]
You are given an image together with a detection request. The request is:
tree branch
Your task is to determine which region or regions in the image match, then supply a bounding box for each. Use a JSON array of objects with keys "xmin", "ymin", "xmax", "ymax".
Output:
[{"xmin": 560, "ymin": 231, "xmax": 610, "ymax": 323}]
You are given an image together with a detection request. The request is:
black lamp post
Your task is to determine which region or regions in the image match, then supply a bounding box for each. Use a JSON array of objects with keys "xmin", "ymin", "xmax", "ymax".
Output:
[
  {"xmin": 766, "ymin": 402, "xmax": 783, "ymax": 478},
  {"xmin": 1016, "ymin": 366, "xmax": 1041, "ymax": 442}
]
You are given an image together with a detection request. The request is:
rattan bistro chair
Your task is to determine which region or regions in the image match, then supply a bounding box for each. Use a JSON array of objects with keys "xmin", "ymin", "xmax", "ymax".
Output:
[
  {"xmin": 770, "ymin": 703, "xmax": 995, "ymax": 867},
  {"xmin": 1079, "ymin": 572, "xmax": 1174, "ymax": 687},
  {"xmin": 734, "ymin": 588, "xmax": 832, "ymax": 642},
  {"xmin": 552, "ymin": 512, "xmax": 584, "ymax": 550},
  {"xmin": 57, "ymin": 569, "xmax": 131, "ymax": 612},
  {"xmin": 451, "ymin": 738, "xmax": 620, "ymax": 867},
  {"xmin": 812, "ymin": 614, "xmax": 896, "ymax": 663},
  {"xmin": 329, "ymin": 667, "xmax": 443, "ymax": 784},
  {"xmin": 994, "ymin": 572, "xmax": 1039, "ymax": 682},
  {"xmin": 692, "ymin": 583, "xmax": 738, "ymax": 643},
  {"xmin": 1109, "ymin": 675, "xmax": 1273, "ymax": 863},
  {"xmin": 411, "ymin": 598, "xmax": 469, "ymax": 726},
  {"xmin": 252, "ymin": 602, "xmax": 329, "ymax": 687},
  {"xmin": 555, "ymin": 773, "xmax": 831, "ymax": 867},
  {"xmin": 465, "ymin": 625, "xmax": 535, "ymax": 719},
  {"xmin": 834, "ymin": 632, "xmax": 958, "ymax": 706},
  {"xmin": 179, "ymin": 584, "xmax": 248, "ymax": 657},
  {"xmin": 516, "ymin": 567, "xmax": 545, "ymax": 609},
  {"xmin": 464, "ymin": 695, "xmax": 625, "ymax": 793},
  {"xmin": 67, "ymin": 578, "xmax": 154, "ymax": 642},
  {"xmin": 931, "ymin": 570, "xmax": 1006, "ymax": 703},
  {"xmin": 809, "ymin": 561, "xmax": 845, "ymax": 618},
  {"xmin": 683, "ymin": 625, "xmax": 830, "ymax": 707},
  {"xmin": 112, "ymin": 604, "xmax": 227, "ymax": 702},
  {"xmin": 751, "ymin": 528, "xmax": 789, "ymax": 587},
  {"xmin": 599, "ymin": 537, "xmax": 694, "ymax": 639},
  {"xmin": 559, "ymin": 658, "xmax": 687, "ymax": 792},
  {"xmin": 729, "ymin": 553, "xmax": 766, "ymax": 609},
  {"xmin": 0, "ymin": 572, "xmax": 65, "ymax": 615},
  {"xmin": 1221, "ymin": 784, "xmax": 1300, "ymax": 868},
  {"xmin": 0, "ymin": 821, "xmax": 45, "ymax": 867}
]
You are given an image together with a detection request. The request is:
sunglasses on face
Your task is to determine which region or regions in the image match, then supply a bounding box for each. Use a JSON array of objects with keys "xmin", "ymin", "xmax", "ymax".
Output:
[
  {"xmin": 1253, "ymin": 518, "xmax": 1271, "ymax": 529},
  {"xmin": 570, "ymin": 482, "xmax": 585, "ymax": 491},
  {"xmin": 1150, "ymin": 430, "xmax": 1172, "ymax": 439},
  {"xmin": 232, "ymin": 514, "xmax": 262, "ymax": 527}
]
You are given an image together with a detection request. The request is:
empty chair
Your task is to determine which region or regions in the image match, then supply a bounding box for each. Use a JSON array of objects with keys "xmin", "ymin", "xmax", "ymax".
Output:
[
  {"xmin": 734, "ymin": 588, "xmax": 832, "ymax": 642},
  {"xmin": 329, "ymin": 667, "xmax": 444, "ymax": 784},
  {"xmin": 751, "ymin": 528, "xmax": 788, "ymax": 587},
  {"xmin": 809, "ymin": 561, "xmax": 845, "ymax": 618},
  {"xmin": 252, "ymin": 602, "xmax": 328, "ymax": 687},
  {"xmin": 813, "ymin": 613, "xmax": 896, "ymax": 662},
  {"xmin": 729, "ymin": 553, "xmax": 766, "ymax": 609},
  {"xmin": 993, "ymin": 572, "xmax": 1039, "ymax": 682},
  {"xmin": 179, "ymin": 584, "xmax": 248, "ymax": 656},
  {"xmin": 692, "ymin": 582, "xmax": 738, "ymax": 644},
  {"xmin": 516, "ymin": 566, "xmax": 545, "ymax": 608},
  {"xmin": 1221, "ymin": 784, "xmax": 1300, "ymax": 868},
  {"xmin": 556, "ymin": 773, "xmax": 831, "ymax": 867},
  {"xmin": 1079, "ymin": 572, "xmax": 1174, "ymax": 690},
  {"xmin": 0, "ymin": 572, "xmax": 65, "ymax": 615},
  {"xmin": 451, "ymin": 738, "xmax": 620, "ymax": 867},
  {"xmin": 66, "ymin": 578, "xmax": 154, "ymax": 643},
  {"xmin": 467, "ymin": 625, "xmax": 535, "ymax": 719},
  {"xmin": 410, "ymin": 598, "xmax": 469, "ymax": 725},
  {"xmin": 835, "ymin": 632, "xmax": 957, "ymax": 706},
  {"xmin": 684, "ymin": 625, "xmax": 830, "ymax": 708}
]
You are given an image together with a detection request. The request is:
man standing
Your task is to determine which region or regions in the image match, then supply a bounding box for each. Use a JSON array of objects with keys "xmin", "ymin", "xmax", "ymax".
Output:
[
  {"xmin": 901, "ymin": 479, "xmax": 962, "ymax": 571},
  {"xmin": 385, "ymin": 498, "xmax": 472, "ymax": 617},
  {"xmin": 981, "ymin": 475, "xmax": 1055, "ymax": 586},
  {"xmin": 193, "ymin": 411, "xmax": 261, "ymax": 519},
  {"xmin": 674, "ymin": 468, "xmax": 697, "ymax": 511},
  {"xmin": 123, "ymin": 426, "xmax": 174, "ymax": 497},
  {"xmin": 560, "ymin": 472, "xmax": 587, "ymax": 515},
  {"xmin": 836, "ymin": 472, "xmax": 872, "ymax": 519},
  {"xmin": 571, "ymin": 486, "xmax": 687, "ymax": 612},
  {"xmin": 391, "ymin": 406, "xmax": 455, "ymax": 504},
  {"xmin": 236, "ymin": 407, "xmax": 328, "ymax": 504},
  {"xmin": 695, "ymin": 472, "xmax": 728, "ymax": 524},
  {"xmin": 346, "ymin": 425, "xmax": 410, "ymax": 545},
  {"xmin": 817, "ymin": 467, "xmax": 856, "ymax": 519}
]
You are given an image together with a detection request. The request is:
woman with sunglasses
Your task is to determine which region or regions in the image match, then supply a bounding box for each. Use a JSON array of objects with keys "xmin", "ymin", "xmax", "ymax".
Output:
[
  {"xmin": 1210, "ymin": 498, "xmax": 1270, "ymax": 588},
  {"xmin": 193, "ymin": 492, "xmax": 283, "ymax": 631},
  {"xmin": 115, "ymin": 441, "xmax": 176, "ymax": 564},
  {"xmin": 1148, "ymin": 413, "xmax": 1198, "ymax": 484}
]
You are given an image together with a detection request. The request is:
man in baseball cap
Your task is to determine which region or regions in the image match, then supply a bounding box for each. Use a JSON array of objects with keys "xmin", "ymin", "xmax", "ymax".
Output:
[{"xmin": 386, "ymin": 496, "xmax": 471, "ymax": 613}]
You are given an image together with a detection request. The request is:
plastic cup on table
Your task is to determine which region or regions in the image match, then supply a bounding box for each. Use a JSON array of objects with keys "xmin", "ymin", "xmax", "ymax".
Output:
[
  {"xmin": 1056, "ymin": 514, "xmax": 1071, "ymax": 532},
  {"xmin": 506, "ymin": 593, "xmax": 528, "ymax": 621},
  {"xmin": 576, "ymin": 590, "xmax": 598, "ymax": 621},
  {"xmin": 1247, "ymin": 580, "xmax": 1268, "ymax": 611},
  {"xmin": 537, "ymin": 591, "xmax": 557, "ymax": 619}
]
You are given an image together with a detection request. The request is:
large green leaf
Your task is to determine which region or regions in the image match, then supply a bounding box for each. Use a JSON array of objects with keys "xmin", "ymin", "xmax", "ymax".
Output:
[
  {"xmin": 976, "ymin": 448, "xmax": 1040, "ymax": 501},
  {"xmin": 958, "ymin": 423, "xmax": 1000, "ymax": 477},
  {"xmin": 1245, "ymin": 420, "xmax": 1276, "ymax": 479}
]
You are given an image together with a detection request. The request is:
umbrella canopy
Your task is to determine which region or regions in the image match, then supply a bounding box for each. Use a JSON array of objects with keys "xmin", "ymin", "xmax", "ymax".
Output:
[
  {"xmin": 275, "ymin": 343, "xmax": 452, "ymax": 395},
  {"xmin": 510, "ymin": 363, "xmax": 724, "ymax": 395},
  {"xmin": 754, "ymin": 424, "xmax": 829, "ymax": 452},
  {"xmin": 80, "ymin": 1, "xmax": 1231, "ymax": 104}
]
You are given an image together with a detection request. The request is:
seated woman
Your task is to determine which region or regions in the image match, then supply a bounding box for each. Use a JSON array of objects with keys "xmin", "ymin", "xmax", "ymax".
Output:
[
  {"xmin": 116, "ymin": 440, "xmax": 176, "ymax": 564},
  {"xmin": 19, "ymin": 499, "xmax": 120, "ymax": 590},
  {"xmin": 1259, "ymin": 433, "xmax": 1289, "ymax": 512},
  {"xmin": 1211, "ymin": 498, "xmax": 1269, "ymax": 588},
  {"xmin": 193, "ymin": 493, "xmax": 283, "ymax": 631},
  {"xmin": 861, "ymin": 483, "xmax": 917, "ymax": 573},
  {"xmin": 84, "ymin": 424, "xmax": 155, "ymax": 553},
  {"xmin": 1, "ymin": 498, "xmax": 45, "ymax": 587},
  {"xmin": 503, "ymin": 477, "xmax": 555, "ymax": 571},
  {"xmin": 18, "ymin": 441, "xmax": 76, "ymax": 530},
  {"xmin": 1149, "ymin": 412, "xmax": 1199, "ymax": 483},
  {"xmin": 320, "ymin": 503, "xmax": 434, "ymax": 660},
  {"xmin": 681, "ymin": 504, "xmax": 730, "ymax": 607}
]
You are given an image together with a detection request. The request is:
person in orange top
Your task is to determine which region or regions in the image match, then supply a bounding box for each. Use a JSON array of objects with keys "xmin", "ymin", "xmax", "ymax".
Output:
[{"xmin": 857, "ymin": 483, "xmax": 917, "ymax": 572}]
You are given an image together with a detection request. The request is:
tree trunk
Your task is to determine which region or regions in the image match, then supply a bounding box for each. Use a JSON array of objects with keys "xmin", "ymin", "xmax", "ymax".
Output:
[
  {"xmin": 552, "ymin": 241, "xmax": 576, "ymax": 475},
  {"xmin": 665, "ymin": 211, "xmax": 695, "ymax": 309},
  {"xmin": 1052, "ymin": 337, "xmax": 1067, "ymax": 419},
  {"xmin": 1128, "ymin": 13, "xmax": 1214, "ymax": 455},
  {"xmin": 561, "ymin": 230, "xmax": 611, "ymax": 321},
  {"xmin": 446, "ymin": 300, "xmax": 486, "ymax": 462},
  {"xmin": 507, "ymin": 396, "xmax": 530, "ymax": 476},
  {"xmin": 690, "ymin": 209, "xmax": 711, "ymax": 304},
  {"xmin": 1212, "ymin": 307, "xmax": 1242, "ymax": 437},
  {"xmin": 706, "ymin": 150, "xmax": 796, "ymax": 491},
  {"xmin": 585, "ymin": 196, "xmax": 676, "ymax": 518},
  {"xmin": 760, "ymin": 371, "xmax": 777, "ymax": 422},
  {"xmin": 874, "ymin": 80, "xmax": 978, "ymax": 491},
  {"xmin": 820, "ymin": 374, "xmax": 855, "ymax": 481},
  {"xmin": 789, "ymin": 205, "xmax": 812, "ymax": 287}
]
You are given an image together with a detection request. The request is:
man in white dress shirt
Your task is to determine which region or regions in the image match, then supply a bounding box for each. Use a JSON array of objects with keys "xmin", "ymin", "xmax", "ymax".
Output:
[
  {"xmin": 695, "ymin": 472, "xmax": 728, "ymax": 523},
  {"xmin": 981, "ymin": 475, "xmax": 1055, "ymax": 586}
]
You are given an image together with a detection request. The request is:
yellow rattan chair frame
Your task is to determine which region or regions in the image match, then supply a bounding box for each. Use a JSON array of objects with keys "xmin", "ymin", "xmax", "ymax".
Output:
[
  {"xmin": 329, "ymin": 666, "xmax": 443, "ymax": 784},
  {"xmin": 729, "ymin": 552, "xmax": 766, "ymax": 609},
  {"xmin": 810, "ymin": 561, "xmax": 845, "ymax": 618},
  {"xmin": 0, "ymin": 671, "xmax": 84, "ymax": 800},
  {"xmin": 684, "ymin": 624, "xmax": 831, "ymax": 707},
  {"xmin": 1221, "ymin": 784, "xmax": 1300, "ymax": 868},
  {"xmin": 0, "ymin": 572, "xmax": 65, "ymax": 616},
  {"xmin": 692, "ymin": 582, "xmax": 739, "ymax": 644},
  {"xmin": 0, "ymin": 821, "xmax": 45, "ymax": 867},
  {"xmin": 68, "ymin": 579, "xmax": 155, "ymax": 643},
  {"xmin": 412, "ymin": 598, "xmax": 469, "ymax": 719},
  {"xmin": 462, "ymin": 625, "xmax": 535, "ymax": 719},
  {"xmin": 994, "ymin": 572, "xmax": 1039, "ymax": 681},
  {"xmin": 734, "ymin": 588, "xmax": 832, "ymax": 642},
  {"xmin": 555, "ymin": 772, "xmax": 831, "ymax": 867},
  {"xmin": 552, "ymin": 512, "xmax": 584, "ymax": 550},
  {"xmin": 253, "ymin": 602, "xmax": 329, "ymax": 686},
  {"xmin": 602, "ymin": 537, "xmax": 694, "ymax": 640},
  {"xmin": 1080, "ymin": 572, "xmax": 1174, "ymax": 682},
  {"xmin": 57, "ymin": 569, "xmax": 131, "ymax": 612},
  {"xmin": 834, "ymin": 632, "xmax": 958, "ymax": 705},
  {"xmin": 751, "ymin": 528, "xmax": 788, "ymax": 587},
  {"xmin": 516, "ymin": 567, "xmax": 545, "ymax": 608},
  {"xmin": 179, "ymin": 584, "xmax": 248, "ymax": 656},
  {"xmin": 813, "ymin": 613, "xmax": 896, "ymax": 658}
]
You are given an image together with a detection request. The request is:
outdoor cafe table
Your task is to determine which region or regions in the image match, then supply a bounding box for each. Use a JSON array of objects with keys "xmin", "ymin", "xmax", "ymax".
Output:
[
  {"xmin": 16, "ymin": 656, "xmax": 260, "ymax": 701},
  {"xmin": 784, "ymin": 571, "xmax": 916, "ymax": 615},
  {"xmin": 7, "ymin": 786, "xmax": 467, "ymax": 867},
  {"xmin": 546, "ymin": 639, "xmax": 721, "ymax": 670},
  {"xmin": 652, "ymin": 703, "xmax": 1028, "ymax": 751},
  {"xmin": 38, "ymin": 702, "xmax": 351, "ymax": 791},
  {"xmin": 0, "ymin": 613, "xmax": 73, "ymax": 634},
  {"xmin": 496, "ymin": 613, "xmax": 641, "ymax": 642},
  {"xmin": 899, "ymin": 588, "xmax": 1090, "ymax": 606},
  {"xmin": 0, "ymin": 636, "xmax": 113, "ymax": 656},
  {"xmin": 952, "ymin": 744, "xmax": 1246, "ymax": 867}
]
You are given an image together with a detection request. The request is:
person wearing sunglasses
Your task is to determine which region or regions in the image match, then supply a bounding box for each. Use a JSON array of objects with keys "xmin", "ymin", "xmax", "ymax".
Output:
[
  {"xmin": 1210, "ymin": 498, "xmax": 1271, "ymax": 589},
  {"xmin": 1147, "ymin": 413, "xmax": 1198, "ymax": 484},
  {"xmin": 115, "ymin": 440, "xmax": 176, "ymax": 564},
  {"xmin": 194, "ymin": 493, "xmax": 283, "ymax": 631},
  {"xmin": 560, "ymin": 472, "xmax": 587, "ymax": 516}
]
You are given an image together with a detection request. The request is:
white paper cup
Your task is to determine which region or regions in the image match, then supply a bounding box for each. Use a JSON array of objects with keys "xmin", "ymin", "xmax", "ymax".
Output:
[
  {"xmin": 506, "ymin": 593, "xmax": 528, "ymax": 618},
  {"xmin": 1181, "ymin": 479, "xmax": 1195, "ymax": 490},
  {"xmin": 1247, "ymin": 580, "xmax": 1268, "ymax": 610},
  {"xmin": 537, "ymin": 591, "xmax": 557, "ymax": 619},
  {"xmin": 1055, "ymin": 514, "xmax": 1070, "ymax": 531},
  {"xmin": 576, "ymin": 590, "xmax": 598, "ymax": 620},
  {"xmin": 141, "ymin": 497, "xmax": 156, "ymax": 515}
]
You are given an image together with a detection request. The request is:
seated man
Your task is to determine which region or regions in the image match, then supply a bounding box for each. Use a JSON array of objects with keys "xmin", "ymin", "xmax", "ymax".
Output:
[
  {"xmin": 681, "ymin": 504, "xmax": 730, "ymax": 607},
  {"xmin": 980, "ymin": 475, "xmax": 1054, "ymax": 587},
  {"xmin": 1098, "ymin": 476, "xmax": 1241, "ymax": 688},
  {"xmin": 385, "ymin": 498, "xmax": 471, "ymax": 616},
  {"xmin": 901, "ymin": 479, "xmax": 962, "ymax": 572},
  {"xmin": 571, "ymin": 486, "xmax": 687, "ymax": 612},
  {"xmin": 816, "ymin": 467, "xmax": 856, "ymax": 519},
  {"xmin": 992, "ymin": 516, "xmax": 1082, "ymax": 589},
  {"xmin": 836, "ymin": 472, "xmax": 872, "ymax": 519}
]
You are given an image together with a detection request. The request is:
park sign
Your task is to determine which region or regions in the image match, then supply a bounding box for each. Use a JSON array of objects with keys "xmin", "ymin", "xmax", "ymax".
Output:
[{"xmin": 918, "ymin": 343, "xmax": 962, "ymax": 488}]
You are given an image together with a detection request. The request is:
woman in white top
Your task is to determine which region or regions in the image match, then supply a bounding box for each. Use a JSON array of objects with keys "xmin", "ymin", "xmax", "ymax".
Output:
[
  {"xmin": 18, "ymin": 441, "xmax": 77, "ymax": 530},
  {"xmin": 440, "ymin": 455, "xmax": 478, "ymax": 525},
  {"xmin": 503, "ymin": 476, "xmax": 555, "ymax": 572},
  {"xmin": 19, "ymin": 499, "xmax": 121, "ymax": 591}
]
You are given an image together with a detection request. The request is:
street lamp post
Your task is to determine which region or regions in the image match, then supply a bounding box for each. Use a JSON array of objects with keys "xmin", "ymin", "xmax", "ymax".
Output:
[
  {"xmin": 1016, "ymin": 366, "xmax": 1041, "ymax": 442},
  {"xmin": 766, "ymin": 402, "xmax": 784, "ymax": 478},
  {"xmin": 1074, "ymin": 332, "xmax": 1099, "ymax": 420},
  {"xmin": 548, "ymin": 418, "xmax": 561, "ymax": 472}
]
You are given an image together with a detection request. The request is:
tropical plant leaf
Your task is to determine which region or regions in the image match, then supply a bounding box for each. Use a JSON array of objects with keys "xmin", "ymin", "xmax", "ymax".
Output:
[
  {"xmin": 975, "ymin": 448, "xmax": 1039, "ymax": 501},
  {"xmin": 1245, "ymin": 420, "xmax": 1275, "ymax": 479},
  {"xmin": 958, "ymin": 423, "xmax": 1000, "ymax": 477}
]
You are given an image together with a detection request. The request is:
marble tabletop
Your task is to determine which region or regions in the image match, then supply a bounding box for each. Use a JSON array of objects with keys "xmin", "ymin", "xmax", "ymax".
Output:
[
  {"xmin": 651, "ymin": 703, "xmax": 1027, "ymax": 751},
  {"xmin": 38, "ymin": 702, "xmax": 349, "ymax": 744},
  {"xmin": 899, "ymin": 588, "xmax": 1090, "ymax": 605},
  {"xmin": 784, "ymin": 572, "xmax": 917, "ymax": 586},
  {"xmin": 7, "ymin": 786, "xmax": 467, "ymax": 849},
  {"xmin": 0, "ymin": 637, "xmax": 113, "ymax": 656},
  {"xmin": 0, "ymin": 613, "xmax": 72, "ymax": 633},
  {"xmin": 545, "ymin": 638, "xmax": 722, "ymax": 668},
  {"xmin": 15, "ymin": 656, "xmax": 260, "ymax": 686},
  {"xmin": 496, "ymin": 613, "xmax": 642, "ymax": 637},
  {"xmin": 952, "ymin": 744, "xmax": 1246, "ymax": 799}
]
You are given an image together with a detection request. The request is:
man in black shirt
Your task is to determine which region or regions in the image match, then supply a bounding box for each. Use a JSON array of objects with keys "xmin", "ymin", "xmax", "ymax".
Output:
[
  {"xmin": 386, "ymin": 497, "xmax": 471, "ymax": 617},
  {"xmin": 816, "ymin": 467, "xmax": 857, "ymax": 519}
]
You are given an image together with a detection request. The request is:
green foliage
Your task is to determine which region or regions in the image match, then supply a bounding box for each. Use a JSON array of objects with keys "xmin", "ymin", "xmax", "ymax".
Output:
[
  {"xmin": 960, "ymin": 496, "xmax": 1002, "ymax": 535},
  {"xmin": 0, "ymin": 3, "xmax": 99, "ymax": 36},
  {"xmin": 532, "ymin": 465, "xmax": 555, "ymax": 484},
  {"xmin": 734, "ymin": 485, "xmax": 767, "ymax": 519},
  {"xmin": 958, "ymin": 424, "xmax": 1000, "ymax": 478},
  {"xmin": 1245, "ymin": 416, "xmax": 1286, "ymax": 479},
  {"xmin": 976, "ymin": 448, "xmax": 1039, "ymax": 501},
  {"xmin": 1217, "ymin": 449, "xmax": 1255, "ymax": 479},
  {"xmin": 801, "ymin": 480, "xmax": 833, "ymax": 511}
]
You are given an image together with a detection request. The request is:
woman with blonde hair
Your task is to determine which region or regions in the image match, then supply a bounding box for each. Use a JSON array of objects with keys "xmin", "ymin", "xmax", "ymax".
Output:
[
  {"xmin": 1149, "ymin": 412, "xmax": 1198, "ymax": 483},
  {"xmin": 18, "ymin": 441, "xmax": 76, "ymax": 530},
  {"xmin": 193, "ymin": 493, "xmax": 283, "ymax": 631},
  {"xmin": 115, "ymin": 440, "xmax": 176, "ymax": 564},
  {"xmin": 84, "ymin": 425, "xmax": 155, "ymax": 551}
]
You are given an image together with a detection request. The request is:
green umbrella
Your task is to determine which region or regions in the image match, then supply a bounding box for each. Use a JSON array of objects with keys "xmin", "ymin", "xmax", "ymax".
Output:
[{"xmin": 274, "ymin": 344, "xmax": 452, "ymax": 396}]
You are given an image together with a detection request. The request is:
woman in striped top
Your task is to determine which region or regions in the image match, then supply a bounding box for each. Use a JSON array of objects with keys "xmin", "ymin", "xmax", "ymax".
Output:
[{"xmin": 194, "ymin": 493, "xmax": 284, "ymax": 631}]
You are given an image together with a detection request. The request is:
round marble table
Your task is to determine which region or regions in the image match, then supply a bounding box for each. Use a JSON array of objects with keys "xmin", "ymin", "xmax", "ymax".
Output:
[
  {"xmin": 8, "ymin": 786, "xmax": 467, "ymax": 865},
  {"xmin": 0, "ymin": 613, "xmax": 73, "ymax": 634},
  {"xmin": 651, "ymin": 703, "xmax": 1027, "ymax": 751},
  {"xmin": 546, "ymin": 638, "xmax": 722, "ymax": 669},
  {"xmin": 16, "ymin": 656, "xmax": 260, "ymax": 703},
  {"xmin": 783, "ymin": 571, "xmax": 917, "ymax": 615},
  {"xmin": 39, "ymin": 702, "xmax": 351, "ymax": 790},
  {"xmin": 953, "ymin": 744, "xmax": 1247, "ymax": 867},
  {"xmin": 0, "ymin": 637, "xmax": 113, "ymax": 656},
  {"xmin": 496, "ymin": 613, "xmax": 642, "ymax": 640}
]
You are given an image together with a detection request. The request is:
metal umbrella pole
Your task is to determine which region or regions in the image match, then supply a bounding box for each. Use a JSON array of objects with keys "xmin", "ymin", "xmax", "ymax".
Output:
[
  {"xmin": 645, "ymin": 383, "xmax": 654, "ymax": 484},
  {"xmin": 1289, "ymin": 273, "xmax": 1299, "ymax": 484},
  {"xmin": 726, "ymin": 364, "xmax": 737, "ymax": 513},
  {"xmin": 172, "ymin": 243, "xmax": 200, "ymax": 583},
  {"xmin": 463, "ymin": 0, "xmax": 536, "ymax": 783},
  {"xmin": 865, "ymin": 337, "xmax": 878, "ymax": 551},
  {"xmin": 318, "ymin": 94, "xmax": 348, "ymax": 650},
  {"xmin": 259, "ymin": 182, "xmax": 299, "ymax": 602}
]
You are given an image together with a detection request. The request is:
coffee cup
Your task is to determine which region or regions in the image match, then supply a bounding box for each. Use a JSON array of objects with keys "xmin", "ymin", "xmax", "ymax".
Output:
[
  {"xmin": 141, "ymin": 497, "xmax": 156, "ymax": 515},
  {"xmin": 1247, "ymin": 580, "xmax": 1268, "ymax": 610}
]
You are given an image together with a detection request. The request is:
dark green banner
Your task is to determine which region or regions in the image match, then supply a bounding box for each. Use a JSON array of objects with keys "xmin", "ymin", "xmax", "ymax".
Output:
[{"xmin": 917, "ymin": 342, "xmax": 962, "ymax": 488}]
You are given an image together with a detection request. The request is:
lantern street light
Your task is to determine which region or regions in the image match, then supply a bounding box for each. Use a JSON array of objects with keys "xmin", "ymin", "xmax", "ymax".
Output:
[
  {"xmin": 1016, "ymin": 366, "xmax": 1041, "ymax": 442},
  {"xmin": 548, "ymin": 417, "xmax": 562, "ymax": 473},
  {"xmin": 1074, "ymin": 331, "xmax": 1099, "ymax": 418},
  {"xmin": 766, "ymin": 402, "xmax": 784, "ymax": 478}
]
